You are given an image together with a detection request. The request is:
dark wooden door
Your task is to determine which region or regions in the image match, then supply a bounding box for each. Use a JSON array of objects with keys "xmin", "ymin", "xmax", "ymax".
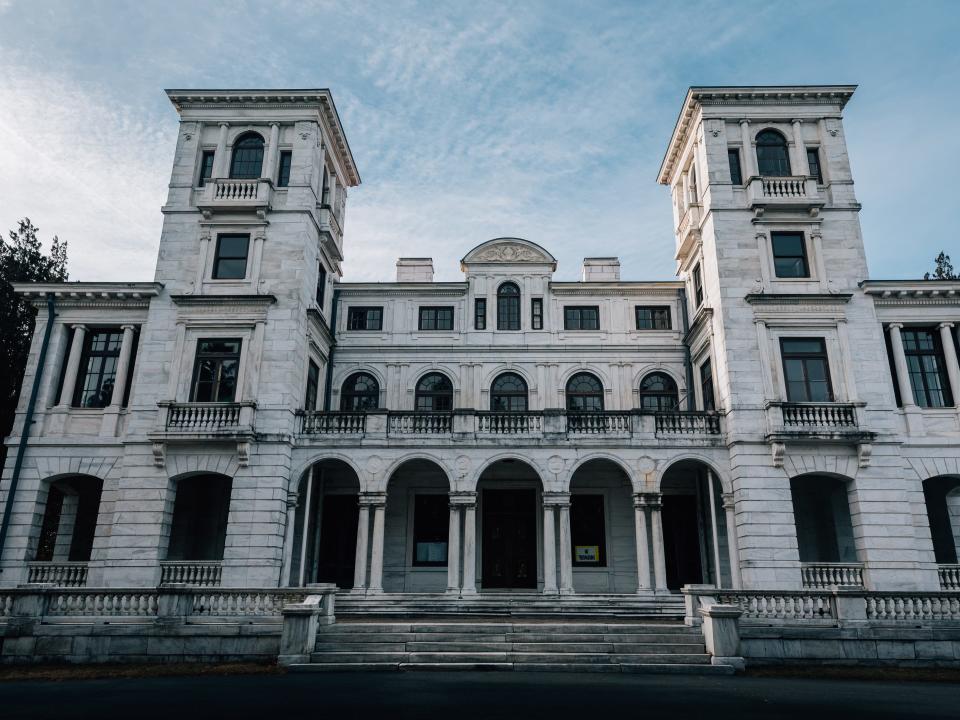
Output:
[
  {"xmin": 316, "ymin": 494, "xmax": 359, "ymax": 589},
  {"xmin": 662, "ymin": 494, "xmax": 703, "ymax": 591},
  {"xmin": 481, "ymin": 489, "xmax": 537, "ymax": 589}
]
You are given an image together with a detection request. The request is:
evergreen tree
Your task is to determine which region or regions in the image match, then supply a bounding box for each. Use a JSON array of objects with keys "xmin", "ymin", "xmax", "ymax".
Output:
[
  {"xmin": 0, "ymin": 219, "xmax": 68, "ymax": 467},
  {"xmin": 924, "ymin": 251, "xmax": 957, "ymax": 280}
]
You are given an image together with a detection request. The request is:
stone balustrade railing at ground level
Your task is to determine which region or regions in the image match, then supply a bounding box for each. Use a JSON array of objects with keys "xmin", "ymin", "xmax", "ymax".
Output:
[
  {"xmin": 938, "ymin": 564, "xmax": 960, "ymax": 591},
  {"xmin": 160, "ymin": 561, "xmax": 223, "ymax": 587},
  {"xmin": 800, "ymin": 562, "xmax": 864, "ymax": 589},
  {"xmin": 26, "ymin": 561, "xmax": 89, "ymax": 587}
]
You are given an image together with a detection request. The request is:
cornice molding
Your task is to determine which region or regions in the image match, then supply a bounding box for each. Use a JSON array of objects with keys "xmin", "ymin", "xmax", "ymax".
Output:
[
  {"xmin": 745, "ymin": 293, "xmax": 852, "ymax": 306},
  {"xmin": 170, "ymin": 294, "xmax": 277, "ymax": 307},
  {"xmin": 15, "ymin": 282, "xmax": 163, "ymax": 308}
]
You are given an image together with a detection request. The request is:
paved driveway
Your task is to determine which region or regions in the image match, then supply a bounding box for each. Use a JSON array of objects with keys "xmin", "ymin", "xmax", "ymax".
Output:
[{"xmin": 0, "ymin": 670, "xmax": 956, "ymax": 720}]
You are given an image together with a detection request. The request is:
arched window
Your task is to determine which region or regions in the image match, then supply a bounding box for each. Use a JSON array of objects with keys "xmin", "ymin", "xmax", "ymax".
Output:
[
  {"xmin": 639, "ymin": 372, "xmax": 679, "ymax": 411},
  {"xmin": 755, "ymin": 130, "xmax": 791, "ymax": 177},
  {"xmin": 566, "ymin": 372, "xmax": 604, "ymax": 412},
  {"xmin": 340, "ymin": 372, "xmax": 380, "ymax": 411},
  {"xmin": 415, "ymin": 372, "xmax": 453, "ymax": 412},
  {"xmin": 490, "ymin": 372, "xmax": 528, "ymax": 412},
  {"xmin": 230, "ymin": 132, "xmax": 265, "ymax": 179},
  {"xmin": 497, "ymin": 282, "xmax": 521, "ymax": 331}
]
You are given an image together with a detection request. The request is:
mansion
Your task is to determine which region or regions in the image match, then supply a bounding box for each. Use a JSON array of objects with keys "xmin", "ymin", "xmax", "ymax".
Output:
[{"xmin": 2, "ymin": 84, "xmax": 960, "ymax": 615}]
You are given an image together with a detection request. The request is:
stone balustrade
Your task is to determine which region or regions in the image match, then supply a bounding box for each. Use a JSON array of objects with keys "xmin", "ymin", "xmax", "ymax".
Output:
[
  {"xmin": 865, "ymin": 593, "xmax": 960, "ymax": 622},
  {"xmin": 655, "ymin": 410, "xmax": 722, "ymax": 435},
  {"xmin": 214, "ymin": 178, "xmax": 260, "ymax": 201},
  {"xmin": 476, "ymin": 411, "xmax": 544, "ymax": 434},
  {"xmin": 197, "ymin": 178, "xmax": 272, "ymax": 217},
  {"xmin": 388, "ymin": 411, "xmax": 452, "ymax": 434},
  {"xmin": 801, "ymin": 562, "xmax": 865, "ymax": 589},
  {"xmin": 938, "ymin": 564, "xmax": 960, "ymax": 591},
  {"xmin": 162, "ymin": 402, "xmax": 255, "ymax": 432},
  {"xmin": 159, "ymin": 561, "xmax": 223, "ymax": 587},
  {"xmin": 26, "ymin": 561, "xmax": 89, "ymax": 587},
  {"xmin": 747, "ymin": 176, "xmax": 821, "ymax": 211},
  {"xmin": 760, "ymin": 176, "xmax": 808, "ymax": 198},
  {"xmin": 781, "ymin": 403, "xmax": 858, "ymax": 428},
  {"xmin": 301, "ymin": 411, "xmax": 366, "ymax": 434},
  {"xmin": 566, "ymin": 411, "xmax": 632, "ymax": 434}
]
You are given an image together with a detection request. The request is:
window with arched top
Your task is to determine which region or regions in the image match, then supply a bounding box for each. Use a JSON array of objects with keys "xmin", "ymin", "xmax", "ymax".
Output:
[
  {"xmin": 340, "ymin": 372, "xmax": 380, "ymax": 411},
  {"xmin": 566, "ymin": 372, "xmax": 604, "ymax": 412},
  {"xmin": 497, "ymin": 282, "xmax": 521, "ymax": 331},
  {"xmin": 230, "ymin": 132, "xmax": 265, "ymax": 179},
  {"xmin": 755, "ymin": 129, "xmax": 791, "ymax": 177},
  {"xmin": 490, "ymin": 372, "xmax": 528, "ymax": 412},
  {"xmin": 415, "ymin": 372, "xmax": 453, "ymax": 412},
  {"xmin": 639, "ymin": 372, "xmax": 679, "ymax": 411}
]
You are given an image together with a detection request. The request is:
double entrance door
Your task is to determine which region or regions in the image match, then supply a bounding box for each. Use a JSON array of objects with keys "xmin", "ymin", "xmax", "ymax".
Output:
[{"xmin": 481, "ymin": 488, "xmax": 537, "ymax": 589}]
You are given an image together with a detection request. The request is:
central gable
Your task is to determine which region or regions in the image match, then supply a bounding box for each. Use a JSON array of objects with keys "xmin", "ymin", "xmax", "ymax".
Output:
[{"xmin": 461, "ymin": 238, "xmax": 557, "ymax": 271}]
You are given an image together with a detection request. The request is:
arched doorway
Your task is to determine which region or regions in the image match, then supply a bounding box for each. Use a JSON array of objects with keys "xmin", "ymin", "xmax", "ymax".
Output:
[
  {"xmin": 477, "ymin": 459, "xmax": 542, "ymax": 589},
  {"xmin": 166, "ymin": 473, "xmax": 232, "ymax": 562},
  {"xmin": 289, "ymin": 459, "xmax": 360, "ymax": 588},
  {"xmin": 569, "ymin": 459, "xmax": 637, "ymax": 593},
  {"xmin": 383, "ymin": 459, "xmax": 451, "ymax": 592},
  {"xmin": 34, "ymin": 475, "xmax": 103, "ymax": 565},
  {"xmin": 659, "ymin": 460, "xmax": 730, "ymax": 591}
]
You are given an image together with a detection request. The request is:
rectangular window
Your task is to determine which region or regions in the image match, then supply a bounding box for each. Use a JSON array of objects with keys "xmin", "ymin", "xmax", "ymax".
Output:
[
  {"xmin": 305, "ymin": 359, "xmax": 320, "ymax": 411},
  {"xmin": 412, "ymin": 494, "xmax": 448, "ymax": 566},
  {"xmin": 531, "ymin": 298, "xmax": 543, "ymax": 330},
  {"xmin": 191, "ymin": 338, "xmax": 242, "ymax": 403},
  {"xmin": 728, "ymin": 148, "xmax": 742, "ymax": 185},
  {"xmin": 418, "ymin": 306, "xmax": 454, "ymax": 331},
  {"xmin": 347, "ymin": 307, "xmax": 383, "ymax": 331},
  {"xmin": 73, "ymin": 329, "xmax": 123, "ymax": 408},
  {"xmin": 902, "ymin": 328, "xmax": 952, "ymax": 407},
  {"xmin": 806, "ymin": 148, "xmax": 823, "ymax": 184},
  {"xmin": 700, "ymin": 358, "xmax": 716, "ymax": 411},
  {"xmin": 475, "ymin": 298, "xmax": 486, "ymax": 330},
  {"xmin": 693, "ymin": 264, "xmax": 704, "ymax": 307},
  {"xmin": 316, "ymin": 263, "xmax": 326, "ymax": 307},
  {"xmin": 635, "ymin": 306, "xmax": 672, "ymax": 330},
  {"xmin": 571, "ymin": 494, "xmax": 606, "ymax": 567},
  {"xmin": 770, "ymin": 231, "xmax": 810, "ymax": 279},
  {"xmin": 564, "ymin": 306, "xmax": 600, "ymax": 331},
  {"xmin": 277, "ymin": 150, "xmax": 292, "ymax": 187},
  {"xmin": 212, "ymin": 234, "xmax": 249, "ymax": 280},
  {"xmin": 781, "ymin": 338, "xmax": 833, "ymax": 403},
  {"xmin": 320, "ymin": 167, "xmax": 330, "ymax": 205},
  {"xmin": 198, "ymin": 150, "xmax": 215, "ymax": 187}
]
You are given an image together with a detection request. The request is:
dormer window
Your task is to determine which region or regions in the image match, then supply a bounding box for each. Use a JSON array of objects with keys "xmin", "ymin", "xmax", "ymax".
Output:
[
  {"xmin": 229, "ymin": 132, "xmax": 265, "ymax": 179},
  {"xmin": 756, "ymin": 130, "xmax": 791, "ymax": 177},
  {"xmin": 497, "ymin": 282, "xmax": 521, "ymax": 330}
]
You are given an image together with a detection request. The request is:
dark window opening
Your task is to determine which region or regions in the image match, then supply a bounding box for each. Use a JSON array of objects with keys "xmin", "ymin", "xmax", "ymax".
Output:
[
  {"xmin": 497, "ymin": 283, "xmax": 521, "ymax": 330},
  {"xmin": 198, "ymin": 150, "xmax": 215, "ymax": 187},
  {"xmin": 636, "ymin": 306, "xmax": 672, "ymax": 330},
  {"xmin": 771, "ymin": 231, "xmax": 810, "ymax": 279},
  {"xmin": 212, "ymin": 234, "xmax": 249, "ymax": 280},
  {"xmin": 693, "ymin": 264, "xmax": 704, "ymax": 307},
  {"xmin": 571, "ymin": 494, "xmax": 606, "ymax": 567},
  {"xmin": 475, "ymin": 298, "xmax": 487, "ymax": 330},
  {"xmin": 639, "ymin": 372, "xmax": 679, "ymax": 411},
  {"xmin": 490, "ymin": 372, "xmax": 528, "ymax": 412},
  {"xmin": 902, "ymin": 328, "xmax": 952, "ymax": 407},
  {"xmin": 781, "ymin": 338, "xmax": 833, "ymax": 403},
  {"xmin": 347, "ymin": 307, "xmax": 383, "ymax": 331},
  {"xmin": 756, "ymin": 129, "xmax": 791, "ymax": 176},
  {"xmin": 419, "ymin": 306, "xmax": 454, "ymax": 331},
  {"xmin": 229, "ymin": 132, "xmax": 264, "ymax": 179},
  {"xmin": 316, "ymin": 263, "xmax": 326, "ymax": 307},
  {"xmin": 340, "ymin": 372, "xmax": 379, "ymax": 411},
  {"xmin": 566, "ymin": 372, "xmax": 604, "ymax": 412},
  {"xmin": 74, "ymin": 329, "xmax": 123, "ymax": 408},
  {"xmin": 191, "ymin": 338, "xmax": 241, "ymax": 403},
  {"xmin": 412, "ymin": 494, "xmax": 449, "ymax": 566},
  {"xmin": 806, "ymin": 148, "xmax": 823, "ymax": 184},
  {"xmin": 166, "ymin": 475, "xmax": 232, "ymax": 561},
  {"xmin": 305, "ymin": 360, "xmax": 320, "ymax": 412},
  {"xmin": 531, "ymin": 298, "xmax": 543, "ymax": 330},
  {"xmin": 34, "ymin": 476, "xmax": 103, "ymax": 562},
  {"xmin": 728, "ymin": 148, "xmax": 742, "ymax": 185},
  {"xmin": 791, "ymin": 475, "xmax": 857, "ymax": 563},
  {"xmin": 700, "ymin": 359, "xmax": 716, "ymax": 411},
  {"xmin": 415, "ymin": 372, "xmax": 453, "ymax": 412},
  {"xmin": 277, "ymin": 150, "xmax": 292, "ymax": 187},
  {"xmin": 564, "ymin": 306, "xmax": 599, "ymax": 331}
]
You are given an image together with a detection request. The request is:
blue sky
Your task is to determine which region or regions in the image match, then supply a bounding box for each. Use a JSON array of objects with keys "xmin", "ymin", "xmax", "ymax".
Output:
[{"xmin": 0, "ymin": 0, "xmax": 958, "ymax": 282}]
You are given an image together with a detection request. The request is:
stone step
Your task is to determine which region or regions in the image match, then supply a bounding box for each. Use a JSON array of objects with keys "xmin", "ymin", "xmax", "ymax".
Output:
[
  {"xmin": 321, "ymin": 622, "xmax": 694, "ymax": 634},
  {"xmin": 308, "ymin": 651, "xmax": 712, "ymax": 665},
  {"xmin": 313, "ymin": 640, "xmax": 707, "ymax": 654},
  {"xmin": 289, "ymin": 662, "xmax": 733, "ymax": 675}
]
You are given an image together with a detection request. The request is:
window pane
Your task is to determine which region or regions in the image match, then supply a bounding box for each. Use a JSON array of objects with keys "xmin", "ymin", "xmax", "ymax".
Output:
[
  {"xmin": 475, "ymin": 298, "xmax": 486, "ymax": 330},
  {"xmin": 213, "ymin": 235, "xmax": 249, "ymax": 280},
  {"xmin": 277, "ymin": 151, "xmax": 292, "ymax": 187},
  {"xmin": 230, "ymin": 134, "xmax": 264, "ymax": 179},
  {"xmin": 728, "ymin": 148, "xmax": 742, "ymax": 185}
]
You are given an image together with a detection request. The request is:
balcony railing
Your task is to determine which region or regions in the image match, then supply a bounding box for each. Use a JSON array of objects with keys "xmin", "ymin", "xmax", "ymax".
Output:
[
  {"xmin": 747, "ymin": 176, "xmax": 822, "ymax": 212},
  {"xmin": 301, "ymin": 411, "xmax": 366, "ymax": 434},
  {"xmin": 477, "ymin": 411, "xmax": 543, "ymax": 435},
  {"xmin": 567, "ymin": 411, "xmax": 631, "ymax": 434},
  {"xmin": 166, "ymin": 402, "xmax": 248, "ymax": 431},
  {"xmin": 801, "ymin": 562, "xmax": 865, "ymax": 589},
  {"xmin": 388, "ymin": 412, "xmax": 452, "ymax": 434},
  {"xmin": 781, "ymin": 403, "xmax": 857, "ymax": 428},
  {"xmin": 26, "ymin": 561, "xmax": 89, "ymax": 587},
  {"xmin": 198, "ymin": 178, "xmax": 271, "ymax": 216},
  {"xmin": 655, "ymin": 411, "xmax": 721, "ymax": 435},
  {"xmin": 938, "ymin": 564, "xmax": 960, "ymax": 591},
  {"xmin": 160, "ymin": 561, "xmax": 223, "ymax": 587}
]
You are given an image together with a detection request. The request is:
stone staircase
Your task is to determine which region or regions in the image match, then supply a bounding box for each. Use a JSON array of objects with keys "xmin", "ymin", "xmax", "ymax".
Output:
[{"xmin": 289, "ymin": 618, "xmax": 733, "ymax": 675}]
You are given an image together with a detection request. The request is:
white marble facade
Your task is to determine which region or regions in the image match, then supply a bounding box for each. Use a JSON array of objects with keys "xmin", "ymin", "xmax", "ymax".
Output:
[{"xmin": 2, "ymin": 86, "xmax": 960, "ymax": 600}]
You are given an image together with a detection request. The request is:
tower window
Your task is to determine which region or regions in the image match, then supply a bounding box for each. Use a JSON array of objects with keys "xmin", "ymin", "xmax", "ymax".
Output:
[
  {"xmin": 901, "ymin": 328, "xmax": 952, "ymax": 407},
  {"xmin": 806, "ymin": 148, "xmax": 823, "ymax": 184},
  {"xmin": 191, "ymin": 339, "xmax": 242, "ymax": 403},
  {"xmin": 212, "ymin": 234, "xmax": 249, "ymax": 280},
  {"xmin": 756, "ymin": 129, "xmax": 791, "ymax": 177},
  {"xmin": 198, "ymin": 150, "xmax": 215, "ymax": 187},
  {"xmin": 771, "ymin": 232, "xmax": 810, "ymax": 278},
  {"xmin": 305, "ymin": 359, "xmax": 320, "ymax": 411},
  {"xmin": 229, "ymin": 132, "xmax": 264, "ymax": 179},
  {"xmin": 316, "ymin": 263, "xmax": 326, "ymax": 307},
  {"xmin": 700, "ymin": 359, "xmax": 716, "ymax": 411},
  {"xmin": 475, "ymin": 298, "xmax": 487, "ymax": 330},
  {"xmin": 727, "ymin": 148, "xmax": 743, "ymax": 185},
  {"xmin": 781, "ymin": 338, "xmax": 833, "ymax": 403},
  {"xmin": 531, "ymin": 298, "xmax": 543, "ymax": 330},
  {"xmin": 497, "ymin": 283, "xmax": 521, "ymax": 330},
  {"xmin": 347, "ymin": 307, "xmax": 383, "ymax": 331},
  {"xmin": 277, "ymin": 151, "xmax": 292, "ymax": 187},
  {"xmin": 636, "ymin": 306, "xmax": 671, "ymax": 330},
  {"xmin": 563, "ymin": 306, "xmax": 599, "ymax": 331},
  {"xmin": 692, "ymin": 264, "xmax": 704, "ymax": 308}
]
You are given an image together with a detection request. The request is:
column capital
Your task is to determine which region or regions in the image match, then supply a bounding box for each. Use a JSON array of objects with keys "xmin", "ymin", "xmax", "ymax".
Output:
[
  {"xmin": 120, "ymin": 323, "xmax": 138, "ymax": 332},
  {"xmin": 449, "ymin": 491, "xmax": 477, "ymax": 507},
  {"xmin": 887, "ymin": 322, "xmax": 904, "ymax": 331},
  {"xmin": 542, "ymin": 491, "xmax": 570, "ymax": 507},
  {"xmin": 739, "ymin": 118, "xmax": 750, "ymax": 127},
  {"xmin": 218, "ymin": 121, "xmax": 230, "ymax": 129},
  {"xmin": 938, "ymin": 322, "xmax": 955, "ymax": 330},
  {"xmin": 721, "ymin": 492, "xmax": 735, "ymax": 510},
  {"xmin": 358, "ymin": 492, "xmax": 386, "ymax": 508},
  {"xmin": 70, "ymin": 323, "xmax": 88, "ymax": 331},
  {"xmin": 270, "ymin": 121, "xmax": 280, "ymax": 129}
]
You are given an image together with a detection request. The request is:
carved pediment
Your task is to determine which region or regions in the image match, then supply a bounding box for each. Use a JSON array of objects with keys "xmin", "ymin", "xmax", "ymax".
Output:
[{"xmin": 461, "ymin": 238, "xmax": 557, "ymax": 269}]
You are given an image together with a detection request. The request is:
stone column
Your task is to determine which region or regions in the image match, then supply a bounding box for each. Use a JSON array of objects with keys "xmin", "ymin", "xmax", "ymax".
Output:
[
  {"xmin": 352, "ymin": 503, "xmax": 370, "ymax": 591},
  {"xmin": 887, "ymin": 324, "xmax": 917, "ymax": 408},
  {"xmin": 279, "ymin": 490, "xmax": 299, "ymax": 586},
  {"xmin": 558, "ymin": 499, "xmax": 574, "ymax": 594},
  {"xmin": 722, "ymin": 493, "xmax": 742, "ymax": 590},
  {"xmin": 297, "ymin": 473, "xmax": 315, "ymax": 586},
  {"xmin": 739, "ymin": 119, "xmax": 756, "ymax": 177},
  {"xmin": 447, "ymin": 503, "xmax": 461, "ymax": 592},
  {"xmin": 938, "ymin": 323, "xmax": 960, "ymax": 406},
  {"xmin": 542, "ymin": 503, "xmax": 558, "ymax": 594},
  {"xmin": 368, "ymin": 501, "xmax": 386, "ymax": 593},
  {"xmin": 462, "ymin": 500, "xmax": 477, "ymax": 594},
  {"xmin": 57, "ymin": 324, "xmax": 87, "ymax": 407},
  {"xmin": 707, "ymin": 472, "xmax": 723, "ymax": 586},
  {"xmin": 264, "ymin": 122, "xmax": 280, "ymax": 181},
  {"xmin": 649, "ymin": 494, "xmax": 668, "ymax": 592},
  {"xmin": 213, "ymin": 122, "xmax": 230, "ymax": 177},
  {"xmin": 633, "ymin": 494, "xmax": 651, "ymax": 592},
  {"xmin": 108, "ymin": 325, "xmax": 137, "ymax": 407}
]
